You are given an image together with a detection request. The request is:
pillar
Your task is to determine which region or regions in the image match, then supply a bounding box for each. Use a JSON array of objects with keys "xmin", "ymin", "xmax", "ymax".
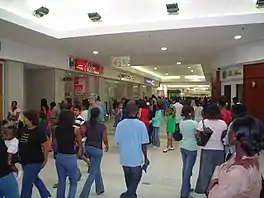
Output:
[{"xmin": 4, "ymin": 61, "xmax": 24, "ymax": 117}]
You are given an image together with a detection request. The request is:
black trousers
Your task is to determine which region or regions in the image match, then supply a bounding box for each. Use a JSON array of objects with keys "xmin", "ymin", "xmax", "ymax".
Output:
[{"xmin": 120, "ymin": 166, "xmax": 142, "ymax": 198}]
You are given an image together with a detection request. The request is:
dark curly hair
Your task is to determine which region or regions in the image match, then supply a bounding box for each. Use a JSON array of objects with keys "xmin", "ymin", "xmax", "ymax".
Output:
[
  {"xmin": 232, "ymin": 116, "xmax": 264, "ymax": 157},
  {"xmin": 205, "ymin": 104, "xmax": 222, "ymax": 120}
]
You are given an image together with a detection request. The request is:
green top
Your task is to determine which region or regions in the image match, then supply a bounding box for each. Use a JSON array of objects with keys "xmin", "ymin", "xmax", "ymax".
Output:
[{"xmin": 166, "ymin": 113, "xmax": 176, "ymax": 133}]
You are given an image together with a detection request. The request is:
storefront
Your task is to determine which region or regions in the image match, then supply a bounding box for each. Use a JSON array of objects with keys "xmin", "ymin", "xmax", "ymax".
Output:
[
  {"xmin": 220, "ymin": 65, "xmax": 243, "ymax": 105},
  {"xmin": 66, "ymin": 57, "xmax": 103, "ymax": 102}
]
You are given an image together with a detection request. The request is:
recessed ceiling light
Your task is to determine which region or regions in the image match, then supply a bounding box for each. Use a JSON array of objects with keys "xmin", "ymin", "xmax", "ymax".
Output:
[
  {"xmin": 93, "ymin": 51, "xmax": 99, "ymax": 55},
  {"xmin": 234, "ymin": 35, "xmax": 242, "ymax": 40},
  {"xmin": 165, "ymin": 73, "xmax": 169, "ymax": 75},
  {"xmin": 161, "ymin": 47, "xmax": 168, "ymax": 51},
  {"xmin": 154, "ymin": 67, "xmax": 158, "ymax": 70},
  {"xmin": 177, "ymin": 62, "xmax": 181, "ymax": 65},
  {"xmin": 188, "ymin": 66, "xmax": 191, "ymax": 69},
  {"xmin": 191, "ymin": 70, "xmax": 194, "ymax": 72}
]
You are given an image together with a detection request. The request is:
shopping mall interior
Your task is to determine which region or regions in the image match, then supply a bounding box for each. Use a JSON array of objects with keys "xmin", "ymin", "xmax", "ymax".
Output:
[{"xmin": 1, "ymin": 0, "xmax": 264, "ymax": 197}]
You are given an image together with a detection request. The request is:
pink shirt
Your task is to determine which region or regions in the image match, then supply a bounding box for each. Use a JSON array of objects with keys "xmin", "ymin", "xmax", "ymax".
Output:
[{"xmin": 208, "ymin": 154, "xmax": 262, "ymax": 198}]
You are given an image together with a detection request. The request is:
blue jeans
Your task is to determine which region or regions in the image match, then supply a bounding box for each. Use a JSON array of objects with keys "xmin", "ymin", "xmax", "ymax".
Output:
[
  {"xmin": 0, "ymin": 173, "xmax": 19, "ymax": 198},
  {"xmin": 180, "ymin": 148, "xmax": 197, "ymax": 198},
  {"xmin": 21, "ymin": 163, "xmax": 50, "ymax": 198},
  {"xmin": 80, "ymin": 146, "xmax": 104, "ymax": 198},
  {"xmin": 51, "ymin": 127, "xmax": 57, "ymax": 159},
  {"xmin": 152, "ymin": 127, "xmax": 160, "ymax": 147},
  {"xmin": 120, "ymin": 166, "xmax": 142, "ymax": 198},
  {"xmin": 56, "ymin": 153, "xmax": 78, "ymax": 198}
]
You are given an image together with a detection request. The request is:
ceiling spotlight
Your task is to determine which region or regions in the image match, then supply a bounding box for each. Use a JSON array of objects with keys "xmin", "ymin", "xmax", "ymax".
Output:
[
  {"xmin": 234, "ymin": 35, "xmax": 242, "ymax": 40},
  {"xmin": 191, "ymin": 70, "xmax": 194, "ymax": 72},
  {"xmin": 188, "ymin": 66, "xmax": 191, "ymax": 69},
  {"xmin": 33, "ymin": 6, "xmax": 49, "ymax": 18},
  {"xmin": 161, "ymin": 47, "xmax": 168, "ymax": 51},
  {"xmin": 166, "ymin": 3, "xmax": 179, "ymax": 15},
  {"xmin": 177, "ymin": 62, "xmax": 181, "ymax": 65},
  {"xmin": 256, "ymin": 0, "xmax": 264, "ymax": 8},
  {"xmin": 165, "ymin": 73, "xmax": 169, "ymax": 75},
  {"xmin": 88, "ymin": 12, "xmax": 102, "ymax": 22},
  {"xmin": 154, "ymin": 67, "xmax": 158, "ymax": 70},
  {"xmin": 93, "ymin": 51, "xmax": 99, "ymax": 55}
]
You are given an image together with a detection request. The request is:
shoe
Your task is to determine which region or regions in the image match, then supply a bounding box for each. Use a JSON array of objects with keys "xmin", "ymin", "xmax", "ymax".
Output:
[
  {"xmin": 53, "ymin": 184, "xmax": 58, "ymax": 188},
  {"xmin": 96, "ymin": 191, "xmax": 104, "ymax": 195},
  {"xmin": 163, "ymin": 148, "xmax": 169, "ymax": 153},
  {"xmin": 169, "ymin": 147, "xmax": 175, "ymax": 151}
]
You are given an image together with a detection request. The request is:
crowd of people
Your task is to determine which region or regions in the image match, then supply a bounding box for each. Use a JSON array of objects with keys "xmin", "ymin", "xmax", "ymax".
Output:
[{"xmin": 0, "ymin": 93, "xmax": 264, "ymax": 198}]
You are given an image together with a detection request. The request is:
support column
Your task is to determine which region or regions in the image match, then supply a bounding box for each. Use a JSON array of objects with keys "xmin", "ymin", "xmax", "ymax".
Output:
[
  {"xmin": 54, "ymin": 69, "xmax": 65, "ymax": 102},
  {"xmin": 4, "ymin": 61, "xmax": 24, "ymax": 117}
]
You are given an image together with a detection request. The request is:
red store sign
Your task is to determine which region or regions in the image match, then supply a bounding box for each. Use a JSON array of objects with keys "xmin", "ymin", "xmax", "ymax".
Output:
[{"xmin": 69, "ymin": 57, "xmax": 104, "ymax": 75}]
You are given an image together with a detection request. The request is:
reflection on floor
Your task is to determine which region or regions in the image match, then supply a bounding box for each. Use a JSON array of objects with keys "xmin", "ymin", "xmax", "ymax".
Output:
[{"xmin": 17, "ymin": 129, "xmax": 264, "ymax": 198}]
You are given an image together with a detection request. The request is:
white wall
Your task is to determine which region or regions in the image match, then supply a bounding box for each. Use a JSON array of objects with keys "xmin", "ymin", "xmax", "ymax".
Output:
[
  {"xmin": 4, "ymin": 61, "xmax": 24, "ymax": 117},
  {"xmin": 24, "ymin": 68, "xmax": 55, "ymax": 110},
  {"xmin": 213, "ymin": 39, "xmax": 264, "ymax": 68},
  {"xmin": 0, "ymin": 38, "xmax": 68, "ymax": 70}
]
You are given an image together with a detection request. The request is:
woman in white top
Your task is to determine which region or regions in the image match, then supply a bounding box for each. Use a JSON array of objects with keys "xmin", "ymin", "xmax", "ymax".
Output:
[
  {"xmin": 195, "ymin": 104, "xmax": 227, "ymax": 195},
  {"xmin": 193, "ymin": 99, "xmax": 203, "ymax": 122},
  {"xmin": 7, "ymin": 101, "xmax": 21, "ymax": 122}
]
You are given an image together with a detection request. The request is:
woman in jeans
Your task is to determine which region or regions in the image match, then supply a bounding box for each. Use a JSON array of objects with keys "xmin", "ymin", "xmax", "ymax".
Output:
[
  {"xmin": 80, "ymin": 107, "xmax": 109, "ymax": 198},
  {"xmin": 19, "ymin": 110, "xmax": 50, "ymax": 198},
  {"xmin": 0, "ymin": 138, "xmax": 19, "ymax": 198},
  {"xmin": 55, "ymin": 110, "xmax": 82, "ymax": 198},
  {"xmin": 195, "ymin": 104, "xmax": 227, "ymax": 195},
  {"xmin": 179, "ymin": 106, "xmax": 198, "ymax": 198}
]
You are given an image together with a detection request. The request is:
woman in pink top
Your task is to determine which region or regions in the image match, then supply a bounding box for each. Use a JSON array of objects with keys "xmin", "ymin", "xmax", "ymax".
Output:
[
  {"xmin": 207, "ymin": 116, "xmax": 263, "ymax": 198},
  {"xmin": 218, "ymin": 96, "xmax": 232, "ymax": 125}
]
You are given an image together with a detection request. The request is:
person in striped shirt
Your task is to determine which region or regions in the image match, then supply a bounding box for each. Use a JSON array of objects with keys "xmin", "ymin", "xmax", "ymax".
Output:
[{"xmin": 73, "ymin": 105, "xmax": 90, "ymax": 171}]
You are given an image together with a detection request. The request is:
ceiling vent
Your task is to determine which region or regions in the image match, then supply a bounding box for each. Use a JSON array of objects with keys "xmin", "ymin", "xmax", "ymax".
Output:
[
  {"xmin": 256, "ymin": 0, "xmax": 264, "ymax": 8},
  {"xmin": 166, "ymin": 3, "xmax": 179, "ymax": 15},
  {"xmin": 88, "ymin": 12, "xmax": 102, "ymax": 22},
  {"xmin": 33, "ymin": 6, "xmax": 49, "ymax": 18}
]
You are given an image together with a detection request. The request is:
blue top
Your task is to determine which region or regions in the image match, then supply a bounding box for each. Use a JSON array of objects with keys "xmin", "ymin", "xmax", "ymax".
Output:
[
  {"xmin": 87, "ymin": 104, "xmax": 104, "ymax": 123},
  {"xmin": 152, "ymin": 110, "xmax": 162, "ymax": 128},
  {"xmin": 180, "ymin": 119, "xmax": 198, "ymax": 151},
  {"xmin": 115, "ymin": 118, "xmax": 149, "ymax": 167}
]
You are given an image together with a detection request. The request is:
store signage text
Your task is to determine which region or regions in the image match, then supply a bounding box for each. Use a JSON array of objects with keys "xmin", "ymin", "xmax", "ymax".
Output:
[
  {"xmin": 68, "ymin": 57, "xmax": 104, "ymax": 75},
  {"xmin": 118, "ymin": 73, "xmax": 135, "ymax": 81},
  {"xmin": 144, "ymin": 78, "xmax": 155, "ymax": 86},
  {"xmin": 111, "ymin": 56, "xmax": 130, "ymax": 67}
]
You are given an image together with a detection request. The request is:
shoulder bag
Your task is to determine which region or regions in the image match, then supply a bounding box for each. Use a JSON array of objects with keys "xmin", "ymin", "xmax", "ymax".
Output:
[{"xmin": 196, "ymin": 119, "xmax": 213, "ymax": 146}]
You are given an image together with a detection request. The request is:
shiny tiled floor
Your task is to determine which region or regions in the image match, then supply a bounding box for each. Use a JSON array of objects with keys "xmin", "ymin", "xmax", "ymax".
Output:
[{"xmin": 16, "ymin": 120, "xmax": 264, "ymax": 198}]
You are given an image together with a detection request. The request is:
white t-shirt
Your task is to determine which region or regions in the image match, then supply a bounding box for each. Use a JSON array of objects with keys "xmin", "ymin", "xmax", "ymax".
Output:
[
  {"xmin": 9, "ymin": 108, "xmax": 22, "ymax": 121},
  {"xmin": 173, "ymin": 102, "xmax": 183, "ymax": 123},
  {"xmin": 4, "ymin": 138, "xmax": 19, "ymax": 154},
  {"xmin": 81, "ymin": 110, "xmax": 88, "ymax": 121},
  {"xmin": 197, "ymin": 119, "xmax": 227, "ymax": 150},
  {"xmin": 194, "ymin": 106, "xmax": 203, "ymax": 122}
]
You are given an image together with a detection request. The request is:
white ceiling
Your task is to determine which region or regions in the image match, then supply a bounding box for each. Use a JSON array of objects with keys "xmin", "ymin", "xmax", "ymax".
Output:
[
  {"xmin": 133, "ymin": 64, "xmax": 204, "ymax": 77},
  {"xmin": 0, "ymin": 0, "xmax": 263, "ymax": 37},
  {"xmin": 1, "ymin": 1, "xmax": 264, "ymax": 82}
]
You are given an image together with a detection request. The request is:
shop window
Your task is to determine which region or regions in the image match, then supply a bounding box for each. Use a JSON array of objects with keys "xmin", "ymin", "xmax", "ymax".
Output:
[{"xmin": 236, "ymin": 84, "xmax": 243, "ymax": 102}]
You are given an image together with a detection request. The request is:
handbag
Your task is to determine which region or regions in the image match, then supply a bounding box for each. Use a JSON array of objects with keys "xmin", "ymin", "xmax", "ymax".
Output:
[
  {"xmin": 260, "ymin": 176, "xmax": 264, "ymax": 198},
  {"xmin": 173, "ymin": 124, "xmax": 183, "ymax": 141},
  {"xmin": 196, "ymin": 119, "xmax": 213, "ymax": 146}
]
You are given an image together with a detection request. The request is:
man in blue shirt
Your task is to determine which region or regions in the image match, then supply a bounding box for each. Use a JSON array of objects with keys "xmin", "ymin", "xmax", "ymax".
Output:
[{"xmin": 115, "ymin": 101, "xmax": 150, "ymax": 198}]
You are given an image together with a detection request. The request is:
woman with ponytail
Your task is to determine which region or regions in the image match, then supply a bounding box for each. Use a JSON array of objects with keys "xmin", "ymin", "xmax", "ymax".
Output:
[{"xmin": 80, "ymin": 107, "xmax": 109, "ymax": 198}]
